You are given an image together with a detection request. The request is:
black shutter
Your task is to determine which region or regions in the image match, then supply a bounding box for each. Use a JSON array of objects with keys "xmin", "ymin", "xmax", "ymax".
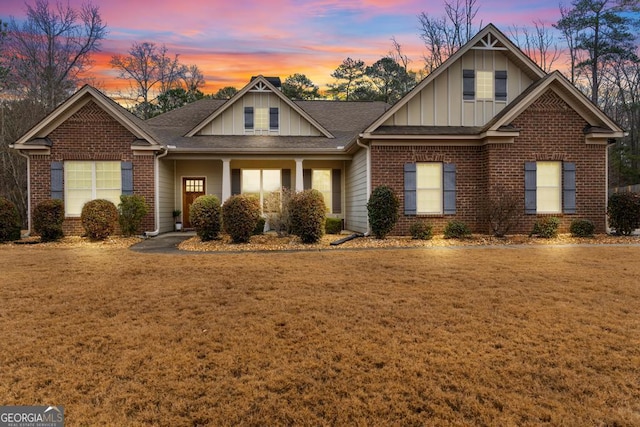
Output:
[
  {"xmin": 563, "ymin": 162, "xmax": 576, "ymax": 214},
  {"xmin": 463, "ymin": 69, "xmax": 475, "ymax": 100},
  {"xmin": 404, "ymin": 163, "xmax": 417, "ymax": 215},
  {"xmin": 495, "ymin": 70, "xmax": 507, "ymax": 101},
  {"xmin": 525, "ymin": 162, "xmax": 537, "ymax": 214},
  {"xmin": 303, "ymin": 169, "xmax": 312, "ymax": 190},
  {"xmin": 269, "ymin": 107, "xmax": 279, "ymax": 130},
  {"xmin": 51, "ymin": 162, "xmax": 64, "ymax": 200},
  {"xmin": 244, "ymin": 107, "xmax": 253, "ymax": 130},
  {"xmin": 332, "ymin": 169, "xmax": 341, "ymax": 214},
  {"xmin": 443, "ymin": 163, "xmax": 456, "ymax": 214},
  {"xmin": 231, "ymin": 169, "xmax": 241, "ymax": 195},
  {"xmin": 281, "ymin": 169, "xmax": 291, "ymax": 190},
  {"xmin": 121, "ymin": 161, "xmax": 133, "ymax": 195}
]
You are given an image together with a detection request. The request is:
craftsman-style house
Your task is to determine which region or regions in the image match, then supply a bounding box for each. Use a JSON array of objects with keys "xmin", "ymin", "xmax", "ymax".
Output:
[{"xmin": 12, "ymin": 24, "xmax": 624, "ymax": 236}]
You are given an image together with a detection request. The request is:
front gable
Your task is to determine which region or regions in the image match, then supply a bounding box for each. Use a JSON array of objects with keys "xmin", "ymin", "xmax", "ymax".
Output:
[{"xmin": 187, "ymin": 76, "xmax": 333, "ymax": 138}]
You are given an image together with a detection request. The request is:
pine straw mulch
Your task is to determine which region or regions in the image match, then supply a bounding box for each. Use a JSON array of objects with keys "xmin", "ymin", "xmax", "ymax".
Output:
[{"xmin": 178, "ymin": 232, "xmax": 640, "ymax": 252}]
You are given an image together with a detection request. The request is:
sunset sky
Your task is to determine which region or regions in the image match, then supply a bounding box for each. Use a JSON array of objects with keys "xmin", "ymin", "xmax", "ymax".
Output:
[{"xmin": 1, "ymin": 0, "xmax": 564, "ymax": 95}]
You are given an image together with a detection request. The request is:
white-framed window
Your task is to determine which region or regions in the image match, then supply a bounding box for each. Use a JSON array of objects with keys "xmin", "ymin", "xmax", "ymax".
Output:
[
  {"xmin": 312, "ymin": 169, "xmax": 332, "ymax": 213},
  {"xmin": 476, "ymin": 70, "xmax": 494, "ymax": 100},
  {"xmin": 64, "ymin": 161, "xmax": 121, "ymax": 216},
  {"xmin": 242, "ymin": 169, "xmax": 281, "ymax": 211},
  {"xmin": 416, "ymin": 163, "xmax": 443, "ymax": 214},
  {"xmin": 536, "ymin": 161, "xmax": 562, "ymax": 214},
  {"xmin": 254, "ymin": 108, "xmax": 269, "ymax": 130}
]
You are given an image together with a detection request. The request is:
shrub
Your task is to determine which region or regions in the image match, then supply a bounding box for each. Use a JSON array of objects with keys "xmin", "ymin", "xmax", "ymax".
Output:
[
  {"xmin": 253, "ymin": 217, "xmax": 266, "ymax": 235},
  {"xmin": 444, "ymin": 220, "xmax": 471, "ymax": 239},
  {"xmin": 81, "ymin": 199, "xmax": 118, "ymax": 240},
  {"xmin": 290, "ymin": 189, "xmax": 326, "ymax": 244},
  {"xmin": 409, "ymin": 221, "xmax": 433, "ymax": 240},
  {"xmin": 190, "ymin": 195, "xmax": 222, "ymax": 242},
  {"xmin": 118, "ymin": 195, "xmax": 149, "ymax": 237},
  {"xmin": 264, "ymin": 189, "xmax": 292, "ymax": 237},
  {"xmin": 222, "ymin": 194, "xmax": 261, "ymax": 243},
  {"xmin": 608, "ymin": 192, "xmax": 640, "ymax": 235},
  {"xmin": 530, "ymin": 216, "xmax": 561, "ymax": 238},
  {"xmin": 570, "ymin": 218, "xmax": 596, "ymax": 237},
  {"xmin": 325, "ymin": 218, "xmax": 342, "ymax": 234},
  {"xmin": 0, "ymin": 196, "xmax": 21, "ymax": 242},
  {"xmin": 483, "ymin": 184, "xmax": 519, "ymax": 237},
  {"xmin": 33, "ymin": 199, "xmax": 64, "ymax": 242},
  {"xmin": 367, "ymin": 186, "xmax": 399, "ymax": 239}
]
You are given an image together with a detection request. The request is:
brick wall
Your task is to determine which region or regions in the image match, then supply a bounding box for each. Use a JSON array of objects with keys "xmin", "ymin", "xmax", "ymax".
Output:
[
  {"xmin": 371, "ymin": 89, "xmax": 607, "ymax": 235},
  {"xmin": 28, "ymin": 100, "xmax": 156, "ymax": 235}
]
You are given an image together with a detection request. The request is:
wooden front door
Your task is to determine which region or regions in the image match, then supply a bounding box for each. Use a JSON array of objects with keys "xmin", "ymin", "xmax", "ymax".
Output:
[{"xmin": 183, "ymin": 178, "xmax": 205, "ymax": 228}]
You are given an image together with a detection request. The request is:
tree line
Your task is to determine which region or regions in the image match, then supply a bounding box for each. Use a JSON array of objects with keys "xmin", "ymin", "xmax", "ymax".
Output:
[{"xmin": 0, "ymin": 0, "xmax": 639, "ymax": 223}]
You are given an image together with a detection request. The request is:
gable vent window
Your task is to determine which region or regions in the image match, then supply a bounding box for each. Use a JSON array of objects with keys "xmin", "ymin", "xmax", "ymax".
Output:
[
  {"xmin": 245, "ymin": 107, "xmax": 279, "ymax": 132},
  {"xmin": 463, "ymin": 69, "xmax": 507, "ymax": 101},
  {"xmin": 476, "ymin": 71, "xmax": 493, "ymax": 100}
]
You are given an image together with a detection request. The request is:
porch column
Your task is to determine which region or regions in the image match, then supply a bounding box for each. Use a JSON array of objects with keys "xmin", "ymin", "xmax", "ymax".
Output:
[
  {"xmin": 221, "ymin": 158, "xmax": 231, "ymax": 202},
  {"xmin": 295, "ymin": 158, "xmax": 304, "ymax": 192}
]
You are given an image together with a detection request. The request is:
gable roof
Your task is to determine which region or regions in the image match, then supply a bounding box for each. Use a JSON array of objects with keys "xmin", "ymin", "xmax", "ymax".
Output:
[
  {"xmin": 185, "ymin": 75, "xmax": 334, "ymax": 138},
  {"xmin": 363, "ymin": 23, "xmax": 547, "ymax": 135},
  {"xmin": 12, "ymin": 85, "xmax": 160, "ymax": 149}
]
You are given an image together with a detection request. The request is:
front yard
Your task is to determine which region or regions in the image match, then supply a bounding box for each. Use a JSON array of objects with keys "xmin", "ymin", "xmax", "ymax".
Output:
[{"xmin": 1, "ymin": 243, "xmax": 639, "ymax": 425}]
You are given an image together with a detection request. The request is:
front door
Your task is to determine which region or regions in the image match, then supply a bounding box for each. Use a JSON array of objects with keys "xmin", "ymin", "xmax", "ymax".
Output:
[{"xmin": 183, "ymin": 178, "xmax": 205, "ymax": 228}]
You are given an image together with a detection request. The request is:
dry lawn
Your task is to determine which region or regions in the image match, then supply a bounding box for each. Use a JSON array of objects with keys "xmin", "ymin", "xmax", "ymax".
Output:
[{"xmin": 1, "ymin": 241, "xmax": 639, "ymax": 426}]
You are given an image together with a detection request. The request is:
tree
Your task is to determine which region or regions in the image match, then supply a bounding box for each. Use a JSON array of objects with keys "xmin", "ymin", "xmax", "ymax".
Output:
[
  {"xmin": 213, "ymin": 86, "xmax": 238, "ymax": 99},
  {"xmin": 327, "ymin": 57, "xmax": 368, "ymax": 100},
  {"xmin": 0, "ymin": 20, "xmax": 9, "ymax": 89},
  {"xmin": 110, "ymin": 42, "xmax": 191, "ymax": 119},
  {"xmin": 282, "ymin": 73, "xmax": 321, "ymax": 100},
  {"xmin": 509, "ymin": 21, "xmax": 561, "ymax": 72},
  {"xmin": 182, "ymin": 64, "xmax": 205, "ymax": 93},
  {"xmin": 365, "ymin": 57, "xmax": 413, "ymax": 104},
  {"xmin": 155, "ymin": 87, "xmax": 206, "ymax": 114},
  {"xmin": 4, "ymin": 0, "xmax": 106, "ymax": 111},
  {"xmin": 555, "ymin": 0, "xmax": 640, "ymax": 105},
  {"xmin": 418, "ymin": 0, "xmax": 481, "ymax": 72}
]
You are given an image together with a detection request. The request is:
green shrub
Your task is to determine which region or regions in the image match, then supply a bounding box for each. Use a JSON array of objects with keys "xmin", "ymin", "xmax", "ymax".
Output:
[
  {"xmin": 570, "ymin": 218, "xmax": 595, "ymax": 237},
  {"xmin": 118, "ymin": 195, "xmax": 149, "ymax": 237},
  {"xmin": 0, "ymin": 196, "xmax": 21, "ymax": 242},
  {"xmin": 483, "ymin": 184, "xmax": 519, "ymax": 237},
  {"xmin": 222, "ymin": 194, "xmax": 261, "ymax": 243},
  {"xmin": 409, "ymin": 221, "xmax": 433, "ymax": 240},
  {"xmin": 190, "ymin": 195, "xmax": 222, "ymax": 242},
  {"xmin": 253, "ymin": 217, "xmax": 266, "ymax": 235},
  {"xmin": 81, "ymin": 199, "xmax": 118, "ymax": 240},
  {"xmin": 325, "ymin": 218, "xmax": 342, "ymax": 234},
  {"xmin": 367, "ymin": 185, "xmax": 399, "ymax": 239},
  {"xmin": 444, "ymin": 220, "xmax": 471, "ymax": 239},
  {"xmin": 530, "ymin": 216, "xmax": 561, "ymax": 238},
  {"xmin": 33, "ymin": 199, "xmax": 64, "ymax": 242},
  {"xmin": 608, "ymin": 192, "xmax": 640, "ymax": 235},
  {"xmin": 290, "ymin": 189, "xmax": 326, "ymax": 243}
]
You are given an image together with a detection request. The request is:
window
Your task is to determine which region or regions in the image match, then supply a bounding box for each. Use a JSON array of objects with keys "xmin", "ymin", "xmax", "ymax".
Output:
[
  {"xmin": 463, "ymin": 70, "xmax": 507, "ymax": 101},
  {"xmin": 64, "ymin": 161, "xmax": 121, "ymax": 216},
  {"xmin": 525, "ymin": 162, "xmax": 576, "ymax": 214},
  {"xmin": 241, "ymin": 169, "xmax": 281, "ymax": 211},
  {"xmin": 416, "ymin": 163, "xmax": 443, "ymax": 214},
  {"xmin": 312, "ymin": 169, "xmax": 332, "ymax": 213},
  {"xmin": 244, "ymin": 107, "xmax": 279, "ymax": 131},
  {"xmin": 404, "ymin": 163, "xmax": 456, "ymax": 215}
]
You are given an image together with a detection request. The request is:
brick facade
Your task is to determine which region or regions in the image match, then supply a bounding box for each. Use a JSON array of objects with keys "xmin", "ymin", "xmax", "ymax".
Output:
[
  {"xmin": 371, "ymin": 90, "xmax": 607, "ymax": 235},
  {"xmin": 28, "ymin": 101, "xmax": 156, "ymax": 235}
]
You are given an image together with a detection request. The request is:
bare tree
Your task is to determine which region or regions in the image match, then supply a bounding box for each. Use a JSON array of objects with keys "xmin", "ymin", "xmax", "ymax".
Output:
[
  {"xmin": 4, "ymin": 0, "xmax": 106, "ymax": 111},
  {"xmin": 182, "ymin": 64, "xmax": 205, "ymax": 93},
  {"xmin": 509, "ymin": 21, "xmax": 562, "ymax": 72},
  {"xmin": 418, "ymin": 0, "xmax": 481, "ymax": 72}
]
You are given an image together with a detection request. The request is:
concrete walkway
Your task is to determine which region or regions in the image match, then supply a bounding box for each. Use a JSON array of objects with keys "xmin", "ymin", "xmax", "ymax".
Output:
[{"xmin": 130, "ymin": 231, "xmax": 195, "ymax": 254}]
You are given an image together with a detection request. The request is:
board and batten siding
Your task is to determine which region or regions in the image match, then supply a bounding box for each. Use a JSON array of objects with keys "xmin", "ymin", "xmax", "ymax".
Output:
[
  {"xmin": 197, "ymin": 92, "xmax": 322, "ymax": 136},
  {"xmin": 384, "ymin": 50, "xmax": 533, "ymax": 128},
  {"xmin": 158, "ymin": 158, "xmax": 175, "ymax": 233},
  {"xmin": 344, "ymin": 148, "xmax": 368, "ymax": 233}
]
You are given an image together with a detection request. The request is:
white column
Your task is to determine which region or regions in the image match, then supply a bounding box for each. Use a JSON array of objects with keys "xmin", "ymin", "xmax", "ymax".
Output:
[
  {"xmin": 221, "ymin": 158, "xmax": 231, "ymax": 202},
  {"xmin": 295, "ymin": 158, "xmax": 304, "ymax": 192}
]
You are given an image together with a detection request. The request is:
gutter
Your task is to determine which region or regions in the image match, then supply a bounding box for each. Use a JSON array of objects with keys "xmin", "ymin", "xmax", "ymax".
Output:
[
  {"xmin": 144, "ymin": 147, "xmax": 169, "ymax": 237},
  {"xmin": 11, "ymin": 147, "xmax": 31, "ymax": 237}
]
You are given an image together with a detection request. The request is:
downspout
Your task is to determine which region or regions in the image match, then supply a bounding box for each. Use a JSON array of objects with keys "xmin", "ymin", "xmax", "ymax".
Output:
[
  {"xmin": 356, "ymin": 135, "xmax": 371, "ymax": 236},
  {"xmin": 12, "ymin": 149, "xmax": 31, "ymax": 237},
  {"xmin": 144, "ymin": 147, "xmax": 169, "ymax": 237}
]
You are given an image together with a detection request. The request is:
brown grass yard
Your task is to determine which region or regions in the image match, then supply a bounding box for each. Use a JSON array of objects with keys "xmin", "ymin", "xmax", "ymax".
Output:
[{"xmin": 1, "ymin": 242, "xmax": 640, "ymax": 426}]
